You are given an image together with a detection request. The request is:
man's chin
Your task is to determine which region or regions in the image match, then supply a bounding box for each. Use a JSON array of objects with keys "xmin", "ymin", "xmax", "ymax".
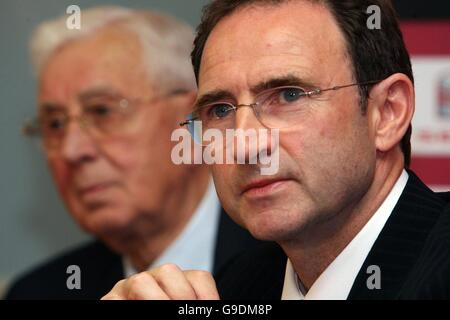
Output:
[
  {"xmin": 244, "ymin": 213, "xmax": 291, "ymax": 242},
  {"xmin": 241, "ymin": 204, "xmax": 310, "ymax": 242},
  {"xmin": 75, "ymin": 203, "xmax": 130, "ymax": 234}
]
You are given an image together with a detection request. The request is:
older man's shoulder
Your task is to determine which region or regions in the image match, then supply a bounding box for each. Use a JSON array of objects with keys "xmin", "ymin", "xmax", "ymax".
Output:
[{"xmin": 3, "ymin": 240, "xmax": 122, "ymax": 300}]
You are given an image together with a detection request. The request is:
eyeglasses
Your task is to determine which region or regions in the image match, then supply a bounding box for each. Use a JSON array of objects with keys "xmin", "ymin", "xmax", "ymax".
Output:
[
  {"xmin": 180, "ymin": 80, "xmax": 380, "ymax": 144},
  {"xmin": 24, "ymin": 90, "xmax": 188, "ymax": 151}
]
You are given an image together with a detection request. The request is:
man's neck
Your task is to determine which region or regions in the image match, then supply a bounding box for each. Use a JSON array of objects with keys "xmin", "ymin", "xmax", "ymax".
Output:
[
  {"xmin": 280, "ymin": 158, "xmax": 404, "ymax": 291},
  {"xmin": 102, "ymin": 167, "xmax": 211, "ymax": 272}
]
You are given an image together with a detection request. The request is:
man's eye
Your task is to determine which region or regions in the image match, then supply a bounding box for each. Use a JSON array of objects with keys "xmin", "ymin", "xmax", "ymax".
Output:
[
  {"xmin": 44, "ymin": 117, "xmax": 65, "ymax": 131},
  {"xmin": 86, "ymin": 104, "xmax": 114, "ymax": 117},
  {"xmin": 207, "ymin": 104, "xmax": 234, "ymax": 119},
  {"xmin": 278, "ymin": 87, "xmax": 306, "ymax": 103}
]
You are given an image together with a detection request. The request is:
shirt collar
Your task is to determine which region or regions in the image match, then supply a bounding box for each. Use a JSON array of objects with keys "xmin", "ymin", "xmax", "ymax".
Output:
[
  {"xmin": 282, "ymin": 169, "xmax": 409, "ymax": 300},
  {"xmin": 123, "ymin": 178, "xmax": 221, "ymax": 277}
]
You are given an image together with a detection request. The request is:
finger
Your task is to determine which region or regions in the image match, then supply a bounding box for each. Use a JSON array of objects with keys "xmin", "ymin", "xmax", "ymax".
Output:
[
  {"xmin": 185, "ymin": 270, "xmax": 220, "ymax": 300},
  {"xmin": 123, "ymin": 272, "xmax": 170, "ymax": 300},
  {"xmin": 150, "ymin": 264, "xmax": 197, "ymax": 300},
  {"xmin": 101, "ymin": 279, "xmax": 127, "ymax": 300}
]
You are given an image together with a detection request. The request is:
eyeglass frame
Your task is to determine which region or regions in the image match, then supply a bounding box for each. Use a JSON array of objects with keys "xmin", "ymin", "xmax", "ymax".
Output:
[
  {"xmin": 179, "ymin": 80, "xmax": 381, "ymax": 132},
  {"xmin": 23, "ymin": 88, "xmax": 190, "ymax": 150}
]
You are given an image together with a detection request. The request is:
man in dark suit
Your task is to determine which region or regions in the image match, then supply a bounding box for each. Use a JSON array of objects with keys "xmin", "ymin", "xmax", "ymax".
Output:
[
  {"xmin": 5, "ymin": 6, "xmax": 260, "ymax": 300},
  {"xmin": 102, "ymin": 0, "xmax": 450, "ymax": 300},
  {"xmin": 217, "ymin": 172, "xmax": 450, "ymax": 299}
]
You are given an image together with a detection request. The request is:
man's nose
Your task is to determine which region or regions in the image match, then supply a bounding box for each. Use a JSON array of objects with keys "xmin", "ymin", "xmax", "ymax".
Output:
[
  {"xmin": 60, "ymin": 121, "xmax": 98, "ymax": 165},
  {"xmin": 232, "ymin": 106, "xmax": 274, "ymax": 164}
]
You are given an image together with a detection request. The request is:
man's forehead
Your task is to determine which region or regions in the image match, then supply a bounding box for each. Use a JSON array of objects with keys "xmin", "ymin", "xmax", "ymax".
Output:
[
  {"xmin": 39, "ymin": 27, "xmax": 155, "ymax": 103},
  {"xmin": 41, "ymin": 26, "xmax": 145, "ymax": 79},
  {"xmin": 198, "ymin": 1, "xmax": 348, "ymax": 92},
  {"xmin": 203, "ymin": 2, "xmax": 341, "ymax": 50}
]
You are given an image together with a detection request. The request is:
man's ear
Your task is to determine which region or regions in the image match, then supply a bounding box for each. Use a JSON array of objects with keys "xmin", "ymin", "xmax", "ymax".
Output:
[{"xmin": 367, "ymin": 73, "xmax": 414, "ymax": 154}]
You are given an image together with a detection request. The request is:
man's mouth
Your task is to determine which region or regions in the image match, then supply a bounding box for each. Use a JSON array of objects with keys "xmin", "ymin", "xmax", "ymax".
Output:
[
  {"xmin": 77, "ymin": 182, "xmax": 115, "ymax": 197},
  {"xmin": 241, "ymin": 178, "xmax": 292, "ymax": 197}
]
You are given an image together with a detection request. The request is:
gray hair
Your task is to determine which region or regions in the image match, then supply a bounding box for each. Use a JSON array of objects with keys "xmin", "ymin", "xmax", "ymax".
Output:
[{"xmin": 30, "ymin": 5, "xmax": 196, "ymax": 90}]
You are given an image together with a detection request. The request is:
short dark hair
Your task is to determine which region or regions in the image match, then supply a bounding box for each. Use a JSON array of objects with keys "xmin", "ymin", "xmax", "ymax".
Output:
[{"xmin": 192, "ymin": 0, "xmax": 414, "ymax": 167}]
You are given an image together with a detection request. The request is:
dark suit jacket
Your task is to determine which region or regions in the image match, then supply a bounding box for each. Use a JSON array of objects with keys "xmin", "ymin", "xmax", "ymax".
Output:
[
  {"xmin": 217, "ymin": 172, "xmax": 450, "ymax": 299},
  {"xmin": 5, "ymin": 209, "xmax": 261, "ymax": 300}
]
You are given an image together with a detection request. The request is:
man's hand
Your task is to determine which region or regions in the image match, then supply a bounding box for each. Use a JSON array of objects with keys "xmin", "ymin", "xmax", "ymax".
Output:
[{"xmin": 101, "ymin": 264, "xmax": 220, "ymax": 300}]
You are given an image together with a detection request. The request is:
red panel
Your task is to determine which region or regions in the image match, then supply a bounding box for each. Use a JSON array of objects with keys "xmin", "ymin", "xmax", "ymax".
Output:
[
  {"xmin": 400, "ymin": 21, "xmax": 450, "ymax": 55},
  {"xmin": 411, "ymin": 156, "xmax": 450, "ymax": 185}
]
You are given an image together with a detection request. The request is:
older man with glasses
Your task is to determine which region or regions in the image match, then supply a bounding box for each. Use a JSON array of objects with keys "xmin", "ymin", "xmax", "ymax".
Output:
[{"xmin": 5, "ymin": 6, "xmax": 260, "ymax": 300}]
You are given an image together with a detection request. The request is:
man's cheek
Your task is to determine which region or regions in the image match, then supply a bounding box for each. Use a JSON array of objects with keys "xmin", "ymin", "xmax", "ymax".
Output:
[
  {"xmin": 212, "ymin": 167, "xmax": 231, "ymax": 197},
  {"xmin": 211, "ymin": 167, "xmax": 224, "ymax": 187},
  {"xmin": 105, "ymin": 140, "xmax": 138, "ymax": 169}
]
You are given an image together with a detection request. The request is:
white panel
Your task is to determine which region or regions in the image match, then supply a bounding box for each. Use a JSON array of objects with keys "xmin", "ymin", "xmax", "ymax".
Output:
[{"xmin": 411, "ymin": 57, "xmax": 450, "ymax": 155}]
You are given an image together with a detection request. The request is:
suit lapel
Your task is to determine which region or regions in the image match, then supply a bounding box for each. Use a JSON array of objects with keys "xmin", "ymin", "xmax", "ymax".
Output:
[
  {"xmin": 348, "ymin": 172, "xmax": 445, "ymax": 299},
  {"xmin": 217, "ymin": 242, "xmax": 287, "ymax": 299}
]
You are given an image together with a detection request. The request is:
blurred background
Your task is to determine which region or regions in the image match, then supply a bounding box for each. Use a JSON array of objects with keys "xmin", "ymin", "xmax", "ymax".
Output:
[{"xmin": 0, "ymin": 0, "xmax": 449, "ymax": 297}]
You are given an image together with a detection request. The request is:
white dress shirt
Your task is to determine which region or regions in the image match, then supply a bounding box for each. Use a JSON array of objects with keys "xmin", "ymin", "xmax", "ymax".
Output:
[
  {"xmin": 123, "ymin": 179, "xmax": 221, "ymax": 277},
  {"xmin": 281, "ymin": 170, "xmax": 409, "ymax": 300}
]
